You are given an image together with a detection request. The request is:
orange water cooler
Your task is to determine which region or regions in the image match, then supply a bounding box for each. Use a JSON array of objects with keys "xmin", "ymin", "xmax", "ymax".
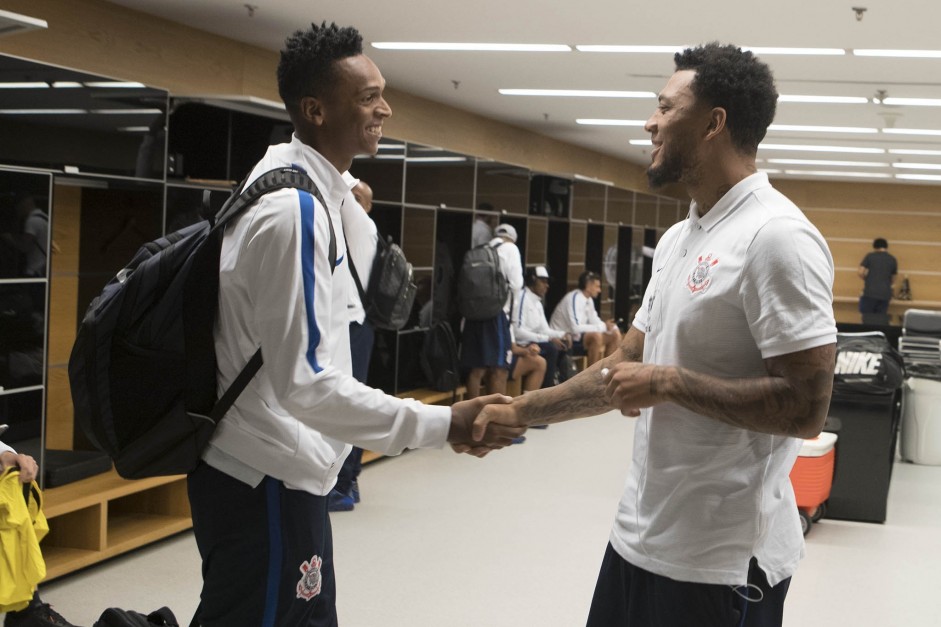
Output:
[{"xmin": 789, "ymin": 431, "xmax": 838, "ymax": 535}]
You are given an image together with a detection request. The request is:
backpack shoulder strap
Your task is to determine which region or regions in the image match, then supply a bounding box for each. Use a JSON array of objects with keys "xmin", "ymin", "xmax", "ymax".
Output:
[{"xmin": 213, "ymin": 166, "xmax": 337, "ymax": 271}]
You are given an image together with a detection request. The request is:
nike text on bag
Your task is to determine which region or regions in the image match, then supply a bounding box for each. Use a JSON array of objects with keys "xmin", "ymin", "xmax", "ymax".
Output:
[
  {"xmin": 457, "ymin": 244, "xmax": 509, "ymax": 321},
  {"xmin": 349, "ymin": 234, "xmax": 417, "ymax": 331},
  {"xmin": 420, "ymin": 321, "xmax": 461, "ymax": 393},
  {"xmin": 833, "ymin": 332, "xmax": 905, "ymax": 395},
  {"xmin": 68, "ymin": 167, "xmax": 336, "ymax": 479}
]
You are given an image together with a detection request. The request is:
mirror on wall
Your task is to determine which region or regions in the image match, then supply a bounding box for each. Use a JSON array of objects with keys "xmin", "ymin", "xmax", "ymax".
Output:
[
  {"xmin": 0, "ymin": 53, "xmax": 168, "ymax": 179},
  {"xmin": 404, "ymin": 143, "xmax": 475, "ymax": 209}
]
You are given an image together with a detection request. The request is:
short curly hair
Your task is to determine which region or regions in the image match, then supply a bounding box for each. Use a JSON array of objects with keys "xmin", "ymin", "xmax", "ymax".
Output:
[
  {"xmin": 277, "ymin": 22, "xmax": 363, "ymax": 112},
  {"xmin": 674, "ymin": 43, "xmax": 777, "ymax": 153}
]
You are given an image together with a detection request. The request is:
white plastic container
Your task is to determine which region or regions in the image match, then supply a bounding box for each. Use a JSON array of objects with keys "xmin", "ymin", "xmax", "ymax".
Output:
[{"xmin": 901, "ymin": 377, "xmax": 941, "ymax": 466}]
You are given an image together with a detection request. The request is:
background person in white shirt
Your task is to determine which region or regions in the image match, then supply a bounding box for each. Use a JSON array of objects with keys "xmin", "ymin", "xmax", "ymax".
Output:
[
  {"xmin": 473, "ymin": 43, "xmax": 837, "ymax": 627},
  {"xmin": 549, "ymin": 270, "xmax": 621, "ymax": 366},
  {"xmin": 512, "ymin": 265, "xmax": 570, "ymax": 388}
]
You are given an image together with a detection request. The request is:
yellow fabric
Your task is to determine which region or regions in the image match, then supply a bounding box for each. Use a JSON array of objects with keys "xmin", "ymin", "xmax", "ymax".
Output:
[{"xmin": 0, "ymin": 468, "xmax": 47, "ymax": 612}]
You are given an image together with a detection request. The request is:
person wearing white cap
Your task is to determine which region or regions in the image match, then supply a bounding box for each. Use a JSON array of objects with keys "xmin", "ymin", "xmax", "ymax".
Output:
[
  {"xmin": 460, "ymin": 223, "xmax": 524, "ymax": 401},
  {"xmin": 512, "ymin": 265, "xmax": 571, "ymax": 388}
]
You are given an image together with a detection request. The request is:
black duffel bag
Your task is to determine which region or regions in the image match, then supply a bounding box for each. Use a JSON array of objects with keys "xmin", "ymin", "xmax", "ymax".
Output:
[{"xmin": 833, "ymin": 332, "xmax": 905, "ymax": 394}]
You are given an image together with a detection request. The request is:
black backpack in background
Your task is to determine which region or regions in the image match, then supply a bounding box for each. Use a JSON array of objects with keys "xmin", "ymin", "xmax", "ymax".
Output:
[
  {"xmin": 457, "ymin": 243, "xmax": 508, "ymax": 321},
  {"xmin": 349, "ymin": 234, "xmax": 416, "ymax": 331},
  {"xmin": 420, "ymin": 321, "xmax": 461, "ymax": 393},
  {"xmin": 68, "ymin": 167, "xmax": 337, "ymax": 479}
]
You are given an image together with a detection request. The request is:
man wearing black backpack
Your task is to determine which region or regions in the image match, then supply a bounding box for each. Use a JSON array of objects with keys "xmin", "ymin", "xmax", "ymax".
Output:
[{"xmin": 186, "ymin": 22, "xmax": 521, "ymax": 627}]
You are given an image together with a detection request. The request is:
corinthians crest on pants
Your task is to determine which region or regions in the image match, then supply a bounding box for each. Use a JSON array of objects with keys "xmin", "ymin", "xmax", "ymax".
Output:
[
  {"xmin": 687, "ymin": 253, "xmax": 719, "ymax": 294},
  {"xmin": 296, "ymin": 554, "xmax": 323, "ymax": 601}
]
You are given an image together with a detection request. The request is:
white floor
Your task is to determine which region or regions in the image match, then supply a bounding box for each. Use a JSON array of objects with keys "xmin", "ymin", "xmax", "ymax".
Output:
[{"xmin": 19, "ymin": 411, "xmax": 941, "ymax": 626}]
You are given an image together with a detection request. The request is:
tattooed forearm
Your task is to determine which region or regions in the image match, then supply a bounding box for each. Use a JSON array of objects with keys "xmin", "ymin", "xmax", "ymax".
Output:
[
  {"xmin": 660, "ymin": 344, "xmax": 836, "ymax": 438},
  {"xmin": 516, "ymin": 362, "xmax": 612, "ymax": 425}
]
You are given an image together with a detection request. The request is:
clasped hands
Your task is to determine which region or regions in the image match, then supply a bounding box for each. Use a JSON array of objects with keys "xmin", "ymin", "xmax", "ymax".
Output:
[{"xmin": 455, "ymin": 362, "xmax": 663, "ymax": 451}]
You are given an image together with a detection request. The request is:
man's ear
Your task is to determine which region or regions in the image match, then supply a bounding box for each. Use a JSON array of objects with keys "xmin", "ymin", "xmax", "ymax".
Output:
[
  {"xmin": 706, "ymin": 107, "xmax": 727, "ymax": 139},
  {"xmin": 299, "ymin": 96, "xmax": 325, "ymax": 127}
]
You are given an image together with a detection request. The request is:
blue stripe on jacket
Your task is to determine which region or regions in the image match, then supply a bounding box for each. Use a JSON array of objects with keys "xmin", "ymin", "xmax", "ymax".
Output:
[{"xmin": 298, "ymin": 190, "xmax": 324, "ymax": 373}]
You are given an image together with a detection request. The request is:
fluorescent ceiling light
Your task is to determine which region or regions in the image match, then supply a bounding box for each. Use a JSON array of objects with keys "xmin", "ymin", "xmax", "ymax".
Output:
[
  {"xmin": 896, "ymin": 173, "xmax": 941, "ymax": 181},
  {"xmin": 500, "ymin": 89, "xmax": 654, "ymax": 98},
  {"xmin": 778, "ymin": 94, "xmax": 869, "ymax": 104},
  {"xmin": 882, "ymin": 127, "xmax": 941, "ymax": 137},
  {"xmin": 52, "ymin": 81, "xmax": 83, "ymax": 88},
  {"xmin": 372, "ymin": 42, "xmax": 570, "ymax": 52},
  {"xmin": 83, "ymin": 81, "xmax": 147, "ymax": 88},
  {"xmin": 767, "ymin": 158, "xmax": 889, "ymax": 167},
  {"xmin": 576, "ymin": 119, "xmax": 646, "ymax": 126},
  {"xmin": 629, "ymin": 139, "xmax": 653, "ymax": 146},
  {"xmin": 759, "ymin": 143, "xmax": 885, "ymax": 154},
  {"xmin": 882, "ymin": 97, "xmax": 941, "ymax": 107},
  {"xmin": 743, "ymin": 47, "xmax": 845, "ymax": 56},
  {"xmin": 0, "ymin": 81, "xmax": 48, "ymax": 88},
  {"xmin": 375, "ymin": 155, "xmax": 468, "ymax": 163},
  {"xmin": 889, "ymin": 148, "xmax": 941, "ymax": 156},
  {"xmin": 892, "ymin": 162, "xmax": 941, "ymax": 170},
  {"xmin": 377, "ymin": 143, "xmax": 405, "ymax": 150},
  {"xmin": 784, "ymin": 170, "xmax": 891, "ymax": 178},
  {"xmin": 0, "ymin": 108, "xmax": 87, "ymax": 114},
  {"xmin": 758, "ymin": 168, "xmax": 782, "ymax": 174},
  {"xmin": 118, "ymin": 126, "xmax": 151, "ymax": 132},
  {"xmin": 576, "ymin": 45, "xmax": 685, "ymax": 53},
  {"xmin": 854, "ymin": 49, "xmax": 941, "ymax": 58},
  {"xmin": 769, "ymin": 124, "xmax": 877, "ymax": 134}
]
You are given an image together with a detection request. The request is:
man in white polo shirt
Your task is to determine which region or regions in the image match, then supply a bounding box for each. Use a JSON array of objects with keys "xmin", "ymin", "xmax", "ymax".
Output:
[{"xmin": 473, "ymin": 43, "xmax": 836, "ymax": 626}]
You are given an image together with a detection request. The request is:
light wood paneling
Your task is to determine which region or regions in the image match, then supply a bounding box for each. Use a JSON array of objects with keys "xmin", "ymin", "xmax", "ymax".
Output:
[
  {"xmin": 804, "ymin": 208, "xmax": 941, "ymax": 243},
  {"xmin": 45, "ymin": 366, "xmax": 73, "ymax": 450}
]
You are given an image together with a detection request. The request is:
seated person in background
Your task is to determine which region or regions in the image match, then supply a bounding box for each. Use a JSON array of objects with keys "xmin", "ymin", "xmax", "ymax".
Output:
[
  {"xmin": 549, "ymin": 270, "xmax": 621, "ymax": 366},
  {"xmin": 511, "ymin": 266, "xmax": 570, "ymax": 388},
  {"xmin": 1, "ymin": 440, "xmax": 80, "ymax": 627},
  {"xmin": 508, "ymin": 338, "xmax": 547, "ymax": 397}
]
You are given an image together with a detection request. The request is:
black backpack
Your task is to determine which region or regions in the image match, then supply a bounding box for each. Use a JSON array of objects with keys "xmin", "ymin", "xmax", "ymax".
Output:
[
  {"xmin": 457, "ymin": 242, "xmax": 508, "ymax": 321},
  {"xmin": 420, "ymin": 320, "xmax": 461, "ymax": 393},
  {"xmin": 68, "ymin": 167, "xmax": 336, "ymax": 479},
  {"xmin": 93, "ymin": 606, "xmax": 179, "ymax": 627},
  {"xmin": 349, "ymin": 234, "xmax": 416, "ymax": 331}
]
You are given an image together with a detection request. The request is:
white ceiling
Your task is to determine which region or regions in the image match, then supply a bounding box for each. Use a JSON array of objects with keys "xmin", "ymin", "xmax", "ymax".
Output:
[{"xmin": 106, "ymin": 0, "xmax": 941, "ymax": 186}]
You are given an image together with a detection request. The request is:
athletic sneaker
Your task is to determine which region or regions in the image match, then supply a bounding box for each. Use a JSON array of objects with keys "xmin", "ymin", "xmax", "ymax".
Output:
[
  {"xmin": 4, "ymin": 601, "xmax": 81, "ymax": 627},
  {"xmin": 327, "ymin": 488, "xmax": 354, "ymax": 512}
]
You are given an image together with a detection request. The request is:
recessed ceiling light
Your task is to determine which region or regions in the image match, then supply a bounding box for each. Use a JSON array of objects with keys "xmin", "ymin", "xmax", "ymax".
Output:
[
  {"xmin": 744, "ymin": 47, "xmax": 845, "ymax": 55},
  {"xmin": 499, "ymin": 89, "xmax": 654, "ymax": 98},
  {"xmin": 83, "ymin": 81, "xmax": 147, "ymax": 88},
  {"xmin": 759, "ymin": 143, "xmax": 885, "ymax": 154},
  {"xmin": 778, "ymin": 94, "xmax": 869, "ymax": 104},
  {"xmin": 889, "ymin": 148, "xmax": 941, "ymax": 156},
  {"xmin": 769, "ymin": 124, "xmax": 878, "ymax": 134},
  {"xmin": 891, "ymin": 162, "xmax": 941, "ymax": 170},
  {"xmin": 882, "ymin": 97, "xmax": 941, "ymax": 107},
  {"xmin": 576, "ymin": 45, "xmax": 686, "ymax": 53},
  {"xmin": 854, "ymin": 49, "xmax": 941, "ymax": 58},
  {"xmin": 882, "ymin": 127, "xmax": 941, "ymax": 137},
  {"xmin": 576, "ymin": 119, "xmax": 646, "ymax": 126},
  {"xmin": 372, "ymin": 42, "xmax": 570, "ymax": 52},
  {"xmin": 767, "ymin": 158, "xmax": 889, "ymax": 167},
  {"xmin": 896, "ymin": 173, "xmax": 941, "ymax": 181},
  {"xmin": 784, "ymin": 170, "xmax": 892, "ymax": 178},
  {"xmin": 0, "ymin": 81, "xmax": 48, "ymax": 88}
]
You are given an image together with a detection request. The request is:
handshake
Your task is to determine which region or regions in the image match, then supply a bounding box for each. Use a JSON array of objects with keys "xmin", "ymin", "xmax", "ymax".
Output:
[{"xmin": 445, "ymin": 393, "xmax": 529, "ymax": 457}]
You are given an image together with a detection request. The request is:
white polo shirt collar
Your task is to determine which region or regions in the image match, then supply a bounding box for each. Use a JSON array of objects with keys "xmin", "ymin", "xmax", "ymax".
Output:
[{"xmin": 689, "ymin": 172, "xmax": 770, "ymax": 233}]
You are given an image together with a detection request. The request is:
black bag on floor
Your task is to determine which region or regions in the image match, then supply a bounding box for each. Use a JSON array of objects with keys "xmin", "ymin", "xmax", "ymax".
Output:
[
  {"xmin": 420, "ymin": 320, "xmax": 461, "ymax": 393},
  {"xmin": 94, "ymin": 606, "xmax": 179, "ymax": 627}
]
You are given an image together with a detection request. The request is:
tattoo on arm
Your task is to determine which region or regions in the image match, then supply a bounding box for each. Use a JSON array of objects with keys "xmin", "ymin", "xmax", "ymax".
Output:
[{"xmin": 661, "ymin": 344, "xmax": 836, "ymax": 437}]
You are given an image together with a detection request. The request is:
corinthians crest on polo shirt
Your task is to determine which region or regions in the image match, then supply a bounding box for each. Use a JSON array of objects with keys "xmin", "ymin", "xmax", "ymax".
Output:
[
  {"xmin": 687, "ymin": 253, "xmax": 719, "ymax": 294},
  {"xmin": 296, "ymin": 554, "xmax": 323, "ymax": 601}
]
